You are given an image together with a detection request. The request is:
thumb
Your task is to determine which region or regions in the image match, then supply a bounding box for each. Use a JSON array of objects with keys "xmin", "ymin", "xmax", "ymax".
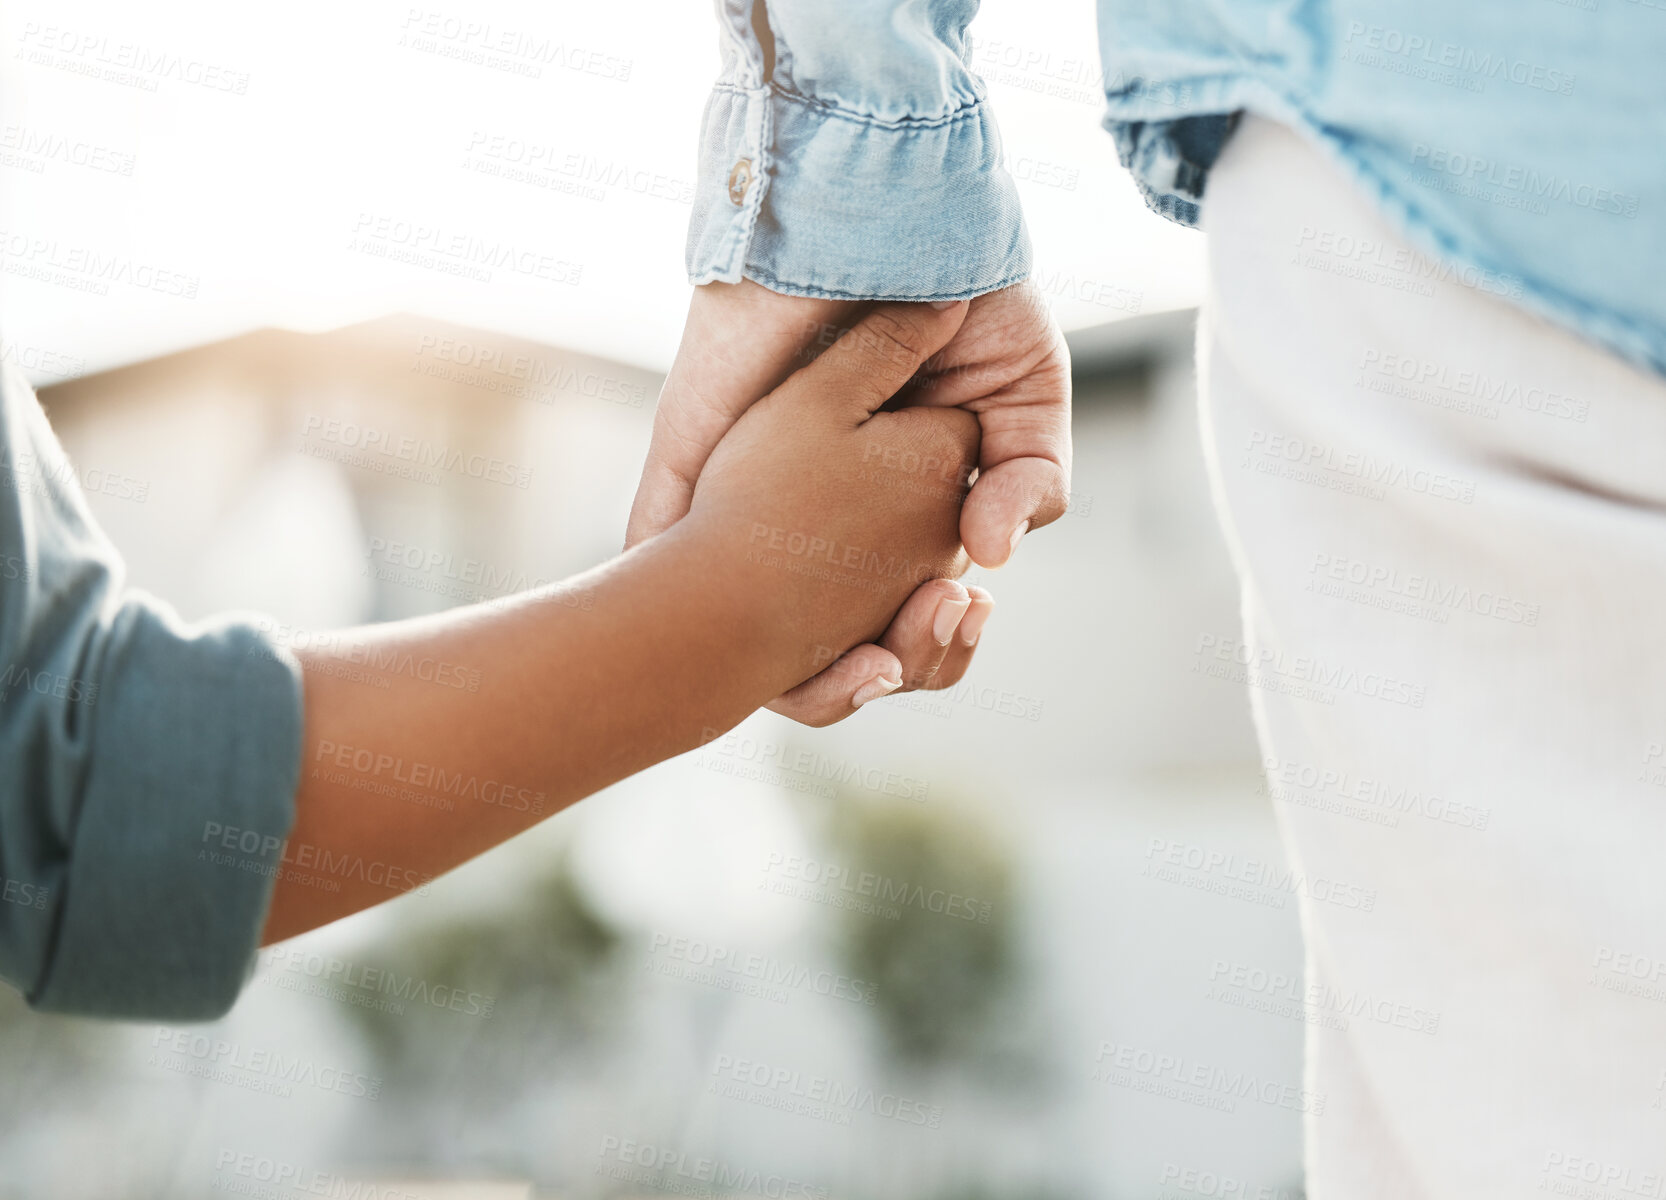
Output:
[{"xmin": 786, "ymin": 300, "xmax": 969, "ymax": 421}]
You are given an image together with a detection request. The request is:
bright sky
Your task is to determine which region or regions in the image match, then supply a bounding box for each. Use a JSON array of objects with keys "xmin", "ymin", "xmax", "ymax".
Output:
[{"xmin": 0, "ymin": 0, "xmax": 1204, "ymax": 383}]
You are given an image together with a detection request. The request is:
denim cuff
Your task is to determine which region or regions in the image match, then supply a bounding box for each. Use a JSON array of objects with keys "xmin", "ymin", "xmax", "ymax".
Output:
[
  {"xmin": 687, "ymin": 83, "xmax": 1031, "ymax": 302},
  {"xmin": 1105, "ymin": 111, "xmax": 1240, "ymax": 230}
]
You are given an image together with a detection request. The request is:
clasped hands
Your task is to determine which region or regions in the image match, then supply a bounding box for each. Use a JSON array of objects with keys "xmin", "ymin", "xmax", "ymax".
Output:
[{"xmin": 627, "ymin": 279, "xmax": 1072, "ymax": 727}]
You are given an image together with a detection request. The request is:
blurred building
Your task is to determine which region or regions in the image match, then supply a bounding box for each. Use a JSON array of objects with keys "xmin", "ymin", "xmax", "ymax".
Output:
[{"xmin": 2, "ymin": 311, "xmax": 1304, "ymax": 1200}]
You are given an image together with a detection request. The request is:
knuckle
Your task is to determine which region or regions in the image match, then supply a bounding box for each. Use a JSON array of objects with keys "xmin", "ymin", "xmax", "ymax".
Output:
[
  {"xmin": 852, "ymin": 308, "xmax": 927, "ymax": 374},
  {"xmin": 1030, "ymin": 471, "xmax": 1073, "ymax": 528},
  {"xmin": 919, "ymin": 656, "xmax": 963, "ymax": 690},
  {"xmin": 904, "ymin": 663, "xmax": 939, "ymax": 689},
  {"xmin": 919, "ymin": 408, "xmax": 980, "ymax": 468}
]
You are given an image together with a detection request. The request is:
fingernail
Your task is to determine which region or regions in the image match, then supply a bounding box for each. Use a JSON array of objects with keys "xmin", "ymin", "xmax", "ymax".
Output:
[
  {"xmin": 957, "ymin": 603, "xmax": 992, "ymax": 647},
  {"xmin": 932, "ymin": 596, "xmax": 972, "ymax": 645},
  {"xmin": 930, "ymin": 299, "xmax": 962, "ymax": 311},
  {"xmin": 852, "ymin": 674, "xmax": 903, "ymax": 709},
  {"xmin": 1005, "ymin": 520, "xmax": 1030, "ymax": 565}
]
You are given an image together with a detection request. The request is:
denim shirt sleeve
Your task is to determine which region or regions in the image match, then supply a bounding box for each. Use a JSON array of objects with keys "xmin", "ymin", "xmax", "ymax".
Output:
[
  {"xmin": 687, "ymin": 0, "xmax": 1032, "ymax": 301},
  {"xmin": 0, "ymin": 364, "xmax": 303, "ymax": 1022}
]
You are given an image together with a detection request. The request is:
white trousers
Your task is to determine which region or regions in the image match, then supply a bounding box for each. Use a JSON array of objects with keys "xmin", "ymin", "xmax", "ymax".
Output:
[{"xmin": 1199, "ymin": 116, "xmax": 1666, "ymax": 1198}]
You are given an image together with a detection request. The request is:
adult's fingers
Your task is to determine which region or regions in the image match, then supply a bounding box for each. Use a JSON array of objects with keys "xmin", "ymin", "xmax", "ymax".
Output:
[
  {"xmin": 784, "ymin": 300, "xmax": 969, "ymax": 421},
  {"xmin": 962, "ymin": 454, "xmax": 1070, "ymax": 569},
  {"xmin": 908, "ymin": 282, "xmax": 1073, "ymax": 568},
  {"xmin": 876, "ymin": 577, "xmax": 971, "ymax": 691},
  {"xmin": 924, "ymin": 585, "xmax": 993, "ymax": 691},
  {"xmin": 625, "ymin": 281, "xmax": 859, "ymax": 548},
  {"xmin": 766, "ymin": 643, "xmax": 903, "ymax": 728},
  {"xmin": 958, "ymin": 354, "xmax": 1072, "ymax": 567},
  {"xmin": 765, "ymin": 578, "xmax": 986, "ymax": 726}
]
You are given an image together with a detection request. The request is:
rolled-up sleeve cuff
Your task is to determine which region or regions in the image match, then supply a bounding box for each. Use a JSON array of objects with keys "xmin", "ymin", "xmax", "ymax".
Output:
[
  {"xmin": 28, "ymin": 602, "xmax": 303, "ymax": 1022},
  {"xmin": 687, "ymin": 83, "xmax": 1032, "ymax": 302},
  {"xmin": 1105, "ymin": 111, "xmax": 1239, "ymax": 230}
]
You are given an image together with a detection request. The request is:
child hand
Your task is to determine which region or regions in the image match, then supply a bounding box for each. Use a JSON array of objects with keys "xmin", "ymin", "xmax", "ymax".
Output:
[{"xmin": 683, "ymin": 301, "xmax": 987, "ymax": 718}]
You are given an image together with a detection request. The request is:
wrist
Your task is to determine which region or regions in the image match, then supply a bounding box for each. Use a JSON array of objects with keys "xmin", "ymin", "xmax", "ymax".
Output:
[{"xmin": 643, "ymin": 513, "xmax": 818, "ymax": 703}]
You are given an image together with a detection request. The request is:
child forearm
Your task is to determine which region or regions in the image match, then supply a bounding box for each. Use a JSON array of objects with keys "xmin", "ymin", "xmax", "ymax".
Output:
[{"xmin": 262, "ymin": 520, "xmax": 802, "ymax": 944}]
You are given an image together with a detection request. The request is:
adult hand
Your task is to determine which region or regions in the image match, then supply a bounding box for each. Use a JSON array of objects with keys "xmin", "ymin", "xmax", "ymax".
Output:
[
  {"xmin": 626, "ymin": 279, "xmax": 1070, "ymax": 725},
  {"xmin": 903, "ymin": 280, "xmax": 1074, "ymax": 567}
]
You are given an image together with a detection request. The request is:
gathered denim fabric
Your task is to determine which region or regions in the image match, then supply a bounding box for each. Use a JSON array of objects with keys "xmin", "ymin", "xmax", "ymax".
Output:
[
  {"xmin": 686, "ymin": 0, "xmax": 1032, "ymax": 301},
  {"xmin": 691, "ymin": 0, "xmax": 1666, "ymax": 376}
]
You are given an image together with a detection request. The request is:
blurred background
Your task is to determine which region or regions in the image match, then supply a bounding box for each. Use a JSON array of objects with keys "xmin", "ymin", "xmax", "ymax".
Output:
[{"xmin": 0, "ymin": 2, "xmax": 1306, "ymax": 1197}]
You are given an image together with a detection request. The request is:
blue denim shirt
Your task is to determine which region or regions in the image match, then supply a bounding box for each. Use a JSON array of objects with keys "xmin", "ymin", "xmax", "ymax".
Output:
[
  {"xmin": 689, "ymin": 0, "xmax": 1666, "ymax": 376},
  {"xmin": 687, "ymin": 0, "xmax": 1032, "ymax": 301},
  {"xmin": 0, "ymin": 365, "xmax": 302, "ymax": 1021}
]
